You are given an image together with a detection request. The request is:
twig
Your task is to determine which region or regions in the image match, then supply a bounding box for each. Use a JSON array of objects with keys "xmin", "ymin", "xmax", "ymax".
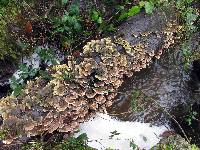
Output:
[
  {"xmin": 153, "ymin": 101, "xmax": 190, "ymax": 143},
  {"xmin": 108, "ymin": 90, "xmax": 190, "ymax": 143}
]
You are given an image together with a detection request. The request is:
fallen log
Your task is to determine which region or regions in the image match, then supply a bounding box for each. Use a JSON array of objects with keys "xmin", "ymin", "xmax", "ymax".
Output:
[{"xmin": 0, "ymin": 10, "xmax": 180, "ymax": 144}]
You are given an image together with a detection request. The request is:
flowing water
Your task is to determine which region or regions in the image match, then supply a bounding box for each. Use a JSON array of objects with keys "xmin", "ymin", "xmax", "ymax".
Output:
[
  {"xmin": 76, "ymin": 47, "xmax": 197, "ymax": 149},
  {"xmin": 0, "ymin": 3, "xmax": 199, "ymax": 148},
  {"xmin": 75, "ymin": 11, "xmax": 190, "ymax": 149},
  {"xmin": 107, "ymin": 47, "xmax": 191, "ymax": 124},
  {"xmin": 75, "ymin": 113, "xmax": 168, "ymax": 150}
]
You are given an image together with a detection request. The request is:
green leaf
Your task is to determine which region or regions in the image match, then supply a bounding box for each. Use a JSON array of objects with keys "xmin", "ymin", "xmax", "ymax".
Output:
[
  {"xmin": 0, "ymin": 128, "xmax": 9, "ymax": 140},
  {"xmin": 118, "ymin": 12, "xmax": 128, "ymax": 21},
  {"xmin": 74, "ymin": 22, "xmax": 81, "ymax": 31},
  {"xmin": 77, "ymin": 133, "xmax": 88, "ymax": 141},
  {"xmin": 97, "ymin": 17, "xmax": 102, "ymax": 24},
  {"xmin": 186, "ymin": 11, "xmax": 198, "ymax": 24},
  {"xmin": 132, "ymin": 90, "xmax": 141, "ymax": 98},
  {"xmin": 20, "ymin": 72, "xmax": 29, "ymax": 79},
  {"xmin": 39, "ymin": 70, "xmax": 52, "ymax": 80},
  {"xmin": 139, "ymin": 1, "xmax": 146, "ymax": 7},
  {"xmin": 0, "ymin": 0, "xmax": 10, "ymax": 7},
  {"xmin": 116, "ymin": 5, "xmax": 125, "ymax": 11},
  {"xmin": 61, "ymin": 0, "xmax": 68, "ymax": 5},
  {"xmin": 106, "ymin": 23, "xmax": 116, "ymax": 32},
  {"xmin": 13, "ymin": 84, "xmax": 23, "ymax": 97},
  {"xmin": 118, "ymin": 5, "xmax": 140, "ymax": 21},
  {"xmin": 91, "ymin": 10, "xmax": 103, "ymax": 24},
  {"xmin": 69, "ymin": 4, "xmax": 79, "ymax": 15},
  {"xmin": 144, "ymin": 1, "xmax": 154, "ymax": 14},
  {"xmin": 62, "ymin": 11, "xmax": 70, "ymax": 22},
  {"xmin": 19, "ymin": 64, "xmax": 29, "ymax": 73},
  {"xmin": 182, "ymin": 48, "xmax": 191, "ymax": 57},
  {"xmin": 130, "ymin": 140, "xmax": 138, "ymax": 150},
  {"xmin": 127, "ymin": 6, "xmax": 140, "ymax": 17},
  {"xmin": 63, "ymin": 26, "xmax": 70, "ymax": 32},
  {"xmin": 18, "ymin": 42, "xmax": 28, "ymax": 50},
  {"xmin": 191, "ymin": 144, "xmax": 199, "ymax": 150},
  {"xmin": 29, "ymin": 68, "xmax": 38, "ymax": 77},
  {"xmin": 91, "ymin": 10, "xmax": 99, "ymax": 21},
  {"xmin": 186, "ymin": 118, "xmax": 192, "ymax": 125}
]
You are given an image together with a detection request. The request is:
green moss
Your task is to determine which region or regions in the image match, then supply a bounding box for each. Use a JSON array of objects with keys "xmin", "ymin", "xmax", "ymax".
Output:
[
  {"xmin": 21, "ymin": 142, "xmax": 44, "ymax": 150},
  {"xmin": 53, "ymin": 134, "xmax": 92, "ymax": 150},
  {"xmin": 21, "ymin": 133, "xmax": 93, "ymax": 150},
  {"xmin": 131, "ymin": 90, "xmax": 149, "ymax": 112},
  {"xmin": 0, "ymin": 128, "xmax": 9, "ymax": 140},
  {"xmin": 152, "ymin": 135, "xmax": 200, "ymax": 150},
  {"xmin": 0, "ymin": 0, "xmax": 20, "ymax": 60}
]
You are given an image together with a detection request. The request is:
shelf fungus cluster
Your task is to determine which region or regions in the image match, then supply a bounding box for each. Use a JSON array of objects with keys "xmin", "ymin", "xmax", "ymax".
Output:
[{"xmin": 0, "ymin": 14, "xmax": 180, "ymax": 144}]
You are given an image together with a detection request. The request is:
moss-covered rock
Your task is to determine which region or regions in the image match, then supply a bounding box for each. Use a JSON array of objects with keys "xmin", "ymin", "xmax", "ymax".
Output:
[
  {"xmin": 152, "ymin": 134, "xmax": 199, "ymax": 150},
  {"xmin": 0, "ymin": 0, "xmax": 20, "ymax": 60},
  {"xmin": 0, "ymin": 9, "xmax": 180, "ymax": 144}
]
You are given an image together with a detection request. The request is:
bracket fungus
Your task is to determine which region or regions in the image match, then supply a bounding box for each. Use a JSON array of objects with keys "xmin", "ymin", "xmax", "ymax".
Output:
[{"xmin": 0, "ymin": 10, "xmax": 180, "ymax": 144}]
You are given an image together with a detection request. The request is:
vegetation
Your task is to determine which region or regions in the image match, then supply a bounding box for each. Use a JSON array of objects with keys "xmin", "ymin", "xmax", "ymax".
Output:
[
  {"xmin": 90, "ymin": 9, "xmax": 103, "ymax": 25},
  {"xmin": 51, "ymin": 2, "xmax": 82, "ymax": 46},
  {"xmin": 175, "ymin": 0, "xmax": 199, "ymax": 70},
  {"xmin": 35, "ymin": 47, "xmax": 59, "ymax": 65},
  {"xmin": 118, "ymin": 5, "xmax": 141, "ymax": 21},
  {"xmin": 0, "ymin": 0, "xmax": 19, "ymax": 60},
  {"xmin": 130, "ymin": 90, "xmax": 149, "ymax": 112},
  {"xmin": 0, "ymin": 128, "xmax": 9, "ymax": 140},
  {"xmin": 10, "ymin": 64, "xmax": 39, "ymax": 96},
  {"xmin": 185, "ymin": 104, "xmax": 198, "ymax": 125},
  {"xmin": 130, "ymin": 140, "xmax": 139, "ymax": 150},
  {"xmin": 0, "ymin": 0, "xmax": 199, "ymax": 149},
  {"xmin": 21, "ymin": 133, "xmax": 92, "ymax": 150}
]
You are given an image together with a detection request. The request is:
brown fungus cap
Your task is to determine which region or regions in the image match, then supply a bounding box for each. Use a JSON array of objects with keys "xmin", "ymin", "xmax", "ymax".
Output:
[{"xmin": 0, "ymin": 11, "xmax": 180, "ymax": 143}]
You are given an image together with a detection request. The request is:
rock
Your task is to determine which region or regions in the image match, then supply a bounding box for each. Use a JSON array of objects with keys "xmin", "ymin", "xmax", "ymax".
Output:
[
  {"xmin": 0, "ymin": 9, "xmax": 180, "ymax": 144},
  {"xmin": 0, "ymin": 59, "xmax": 17, "ymax": 98},
  {"xmin": 152, "ymin": 134, "xmax": 199, "ymax": 150},
  {"xmin": 116, "ymin": 10, "xmax": 173, "ymax": 54}
]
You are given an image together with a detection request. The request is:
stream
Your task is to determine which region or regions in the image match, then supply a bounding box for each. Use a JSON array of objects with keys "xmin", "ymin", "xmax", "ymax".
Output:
[
  {"xmin": 75, "ymin": 46, "xmax": 199, "ymax": 149},
  {"xmin": 0, "ymin": 5, "xmax": 199, "ymax": 149}
]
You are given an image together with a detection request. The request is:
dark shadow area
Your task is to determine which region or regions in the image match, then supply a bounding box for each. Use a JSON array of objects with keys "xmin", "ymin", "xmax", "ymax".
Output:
[{"xmin": 171, "ymin": 60, "xmax": 200, "ymax": 146}]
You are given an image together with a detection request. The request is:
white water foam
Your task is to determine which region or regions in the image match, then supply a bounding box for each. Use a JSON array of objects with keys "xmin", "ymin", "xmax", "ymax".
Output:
[{"xmin": 75, "ymin": 113, "xmax": 169, "ymax": 150}]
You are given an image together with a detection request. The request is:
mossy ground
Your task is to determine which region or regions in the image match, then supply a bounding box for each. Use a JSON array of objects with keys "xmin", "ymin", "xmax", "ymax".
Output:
[{"xmin": 0, "ymin": 0, "xmax": 20, "ymax": 60}]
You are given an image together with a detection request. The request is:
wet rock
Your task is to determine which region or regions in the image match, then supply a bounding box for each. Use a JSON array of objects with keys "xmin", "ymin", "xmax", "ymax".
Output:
[
  {"xmin": 0, "ymin": 144, "xmax": 22, "ymax": 150},
  {"xmin": 152, "ymin": 134, "xmax": 198, "ymax": 150},
  {"xmin": 167, "ymin": 32, "xmax": 200, "ymax": 146},
  {"xmin": 0, "ymin": 59, "xmax": 17, "ymax": 98},
  {"xmin": 117, "ymin": 10, "xmax": 167, "ymax": 51},
  {"xmin": 0, "ymin": 8, "xmax": 180, "ymax": 144},
  {"xmin": 190, "ymin": 60, "xmax": 200, "ymax": 93},
  {"xmin": 169, "ymin": 102, "xmax": 200, "ymax": 147},
  {"xmin": 188, "ymin": 32, "xmax": 200, "ymax": 98},
  {"xmin": 107, "ymin": 25, "xmax": 200, "ymax": 149},
  {"xmin": 107, "ymin": 45, "xmax": 190, "ymax": 124}
]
